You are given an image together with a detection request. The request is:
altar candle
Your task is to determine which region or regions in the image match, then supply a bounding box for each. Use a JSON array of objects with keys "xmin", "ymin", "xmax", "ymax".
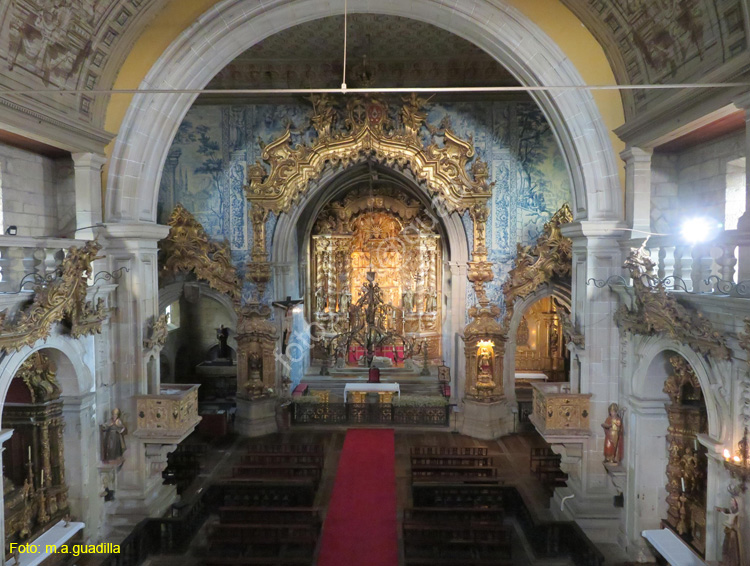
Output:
[
  {"xmin": 694, "ymin": 438, "xmax": 698, "ymax": 451},
  {"xmin": 41, "ymin": 469, "xmax": 44, "ymax": 485},
  {"xmin": 28, "ymin": 446, "xmax": 31, "ymax": 461},
  {"xmin": 681, "ymin": 477, "xmax": 685, "ymax": 492}
]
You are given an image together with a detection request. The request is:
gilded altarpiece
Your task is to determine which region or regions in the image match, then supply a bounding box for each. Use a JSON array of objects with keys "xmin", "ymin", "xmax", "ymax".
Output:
[
  {"xmin": 2, "ymin": 352, "xmax": 69, "ymax": 552},
  {"xmin": 663, "ymin": 355, "xmax": 708, "ymax": 557},
  {"xmin": 310, "ymin": 189, "xmax": 442, "ymax": 364}
]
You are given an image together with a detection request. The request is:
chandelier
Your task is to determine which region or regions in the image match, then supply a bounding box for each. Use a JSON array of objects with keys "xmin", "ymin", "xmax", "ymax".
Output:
[{"xmin": 723, "ymin": 427, "xmax": 750, "ymax": 491}]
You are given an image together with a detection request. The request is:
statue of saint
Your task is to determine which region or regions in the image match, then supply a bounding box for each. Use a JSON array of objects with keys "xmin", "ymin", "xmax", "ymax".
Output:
[
  {"xmin": 402, "ymin": 289, "xmax": 413, "ymax": 313},
  {"xmin": 339, "ymin": 291, "xmax": 351, "ymax": 314},
  {"xmin": 425, "ymin": 293, "xmax": 437, "ymax": 312},
  {"xmin": 716, "ymin": 493, "xmax": 743, "ymax": 566},
  {"xmin": 602, "ymin": 403, "xmax": 623, "ymax": 464},
  {"xmin": 315, "ymin": 288, "xmax": 326, "ymax": 312},
  {"xmin": 248, "ymin": 352, "xmax": 263, "ymax": 383},
  {"xmin": 101, "ymin": 408, "xmax": 127, "ymax": 463},
  {"xmin": 477, "ymin": 349, "xmax": 492, "ymax": 379},
  {"xmin": 217, "ymin": 325, "xmax": 230, "ymax": 359}
]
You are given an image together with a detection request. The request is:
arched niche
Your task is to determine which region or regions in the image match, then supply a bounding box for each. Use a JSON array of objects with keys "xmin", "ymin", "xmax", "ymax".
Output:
[
  {"xmin": 502, "ymin": 283, "xmax": 571, "ymax": 404},
  {"xmin": 159, "ymin": 281, "xmax": 239, "ymax": 398},
  {"xmin": 0, "ymin": 341, "xmax": 96, "ymax": 550},
  {"xmin": 270, "ymin": 162, "xmax": 469, "ymax": 390},
  {"xmin": 624, "ymin": 344, "xmax": 718, "ymax": 560}
]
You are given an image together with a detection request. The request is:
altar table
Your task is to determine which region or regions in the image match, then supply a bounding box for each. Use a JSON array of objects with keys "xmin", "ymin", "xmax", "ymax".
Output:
[
  {"xmin": 515, "ymin": 372, "xmax": 549, "ymax": 381},
  {"xmin": 344, "ymin": 383, "xmax": 400, "ymax": 402},
  {"xmin": 641, "ymin": 529, "xmax": 706, "ymax": 566}
]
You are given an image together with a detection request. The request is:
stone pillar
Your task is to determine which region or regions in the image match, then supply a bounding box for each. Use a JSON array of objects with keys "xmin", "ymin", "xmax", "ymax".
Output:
[
  {"xmin": 61, "ymin": 392, "xmax": 102, "ymax": 542},
  {"xmin": 71, "ymin": 153, "xmax": 107, "ymax": 240},
  {"xmin": 0, "ymin": 429, "xmax": 14, "ymax": 563},
  {"xmin": 621, "ymin": 146, "xmax": 653, "ymax": 236},
  {"xmin": 98, "ymin": 223, "xmax": 176, "ymax": 531},
  {"xmin": 732, "ymin": 94, "xmax": 750, "ymax": 280},
  {"xmin": 554, "ymin": 220, "xmax": 626, "ymax": 542},
  {"xmin": 447, "ymin": 261, "xmax": 467, "ymax": 404}
]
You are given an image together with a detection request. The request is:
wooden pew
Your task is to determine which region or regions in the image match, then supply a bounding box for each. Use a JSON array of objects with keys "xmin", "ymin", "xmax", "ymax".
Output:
[
  {"xmin": 218, "ymin": 506, "xmax": 320, "ymax": 525},
  {"xmin": 241, "ymin": 453, "xmax": 324, "ymax": 466},
  {"xmin": 411, "ymin": 446, "xmax": 488, "ymax": 457},
  {"xmin": 404, "ymin": 507, "xmax": 504, "ymax": 525},
  {"xmin": 411, "ymin": 465, "xmax": 499, "ymax": 483},
  {"xmin": 410, "ymin": 454, "xmax": 493, "ymax": 467},
  {"xmin": 411, "ymin": 483, "xmax": 506, "ymax": 508},
  {"xmin": 245, "ymin": 444, "xmax": 323, "ymax": 455},
  {"xmin": 232, "ymin": 464, "xmax": 321, "ymax": 481},
  {"xmin": 207, "ymin": 479, "xmax": 317, "ymax": 509}
]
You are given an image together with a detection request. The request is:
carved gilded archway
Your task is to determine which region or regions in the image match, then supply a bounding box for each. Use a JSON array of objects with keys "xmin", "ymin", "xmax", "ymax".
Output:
[{"xmin": 243, "ymin": 94, "xmax": 494, "ymax": 304}]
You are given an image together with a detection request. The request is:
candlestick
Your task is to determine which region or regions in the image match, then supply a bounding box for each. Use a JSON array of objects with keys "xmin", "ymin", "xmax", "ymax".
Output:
[
  {"xmin": 41, "ymin": 469, "xmax": 44, "ymax": 486},
  {"xmin": 28, "ymin": 446, "xmax": 31, "ymax": 462},
  {"xmin": 694, "ymin": 438, "xmax": 698, "ymax": 451},
  {"xmin": 681, "ymin": 477, "xmax": 686, "ymax": 492}
]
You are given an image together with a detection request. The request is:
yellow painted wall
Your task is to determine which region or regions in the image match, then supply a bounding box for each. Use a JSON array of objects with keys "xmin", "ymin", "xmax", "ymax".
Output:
[{"xmin": 104, "ymin": 0, "xmax": 626, "ymax": 192}]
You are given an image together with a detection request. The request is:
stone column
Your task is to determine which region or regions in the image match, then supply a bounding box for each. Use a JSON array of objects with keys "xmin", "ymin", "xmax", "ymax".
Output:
[
  {"xmin": 61, "ymin": 393, "xmax": 101, "ymax": 541},
  {"xmin": 621, "ymin": 146, "xmax": 653, "ymax": 236},
  {"xmin": 71, "ymin": 153, "xmax": 107, "ymax": 240},
  {"xmin": 446, "ymin": 261, "xmax": 467, "ymax": 404},
  {"xmin": 733, "ymin": 94, "xmax": 750, "ymax": 280},
  {"xmin": 99, "ymin": 223, "xmax": 176, "ymax": 531},
  {"xmin": 554, "ymin": 220, "xmax": 627, "ymax": 542},
  {"xmin": 0, "ymin": 429, "xmax": 14, "ymax": 563}
]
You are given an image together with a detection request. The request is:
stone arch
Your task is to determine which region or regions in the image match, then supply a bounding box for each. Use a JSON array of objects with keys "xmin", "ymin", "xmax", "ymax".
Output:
[
  {"xmin": 159, "ymin": 280, "xmax": 239, "ymax": 327},
  {"xmin": 502, "ymin": 283, "xmax": 571, "ymax": 402},
  {"xmin": 106, "ymin": 0, "xmax": 622, "ymax": 225},
  {"xmin": 270, "ymin": 162, "xmax": 470, "ymax": 390},
  {"xmin": 630, "ymin": 337, "xmax": 723, "ymax": 440},
  {"xmin": 0, "ymin": 334, "xmax": 94, "ymax": 405},
  {"xmin": 0, "ymin": 335, "xmax": 99, "ymax": 541},
  {"xmin": 623, "ymin": 337, "xmax": 725, "ymax": 560}
]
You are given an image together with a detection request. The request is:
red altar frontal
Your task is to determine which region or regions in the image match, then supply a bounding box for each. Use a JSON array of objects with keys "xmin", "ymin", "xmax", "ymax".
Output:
[{"xmin": 347, "ymin": 345, "xmax": 405, "ymax": 365}]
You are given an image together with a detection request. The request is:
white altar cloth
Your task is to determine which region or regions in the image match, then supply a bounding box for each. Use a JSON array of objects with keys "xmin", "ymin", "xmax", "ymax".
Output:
[
  {"xmin": 641, "ymin": 529, "xmax": 706, "ymax": 566},
  {"xmin": 515, "ymin": 372, "xmax": 549, "ymax": 381},
  {"xmin": 344, "ymin": 383, "xmax": 400, "ymax": 401},
  {"xmin": 8, "ymin": 520, "xmax": 85, "ymax": 566}
]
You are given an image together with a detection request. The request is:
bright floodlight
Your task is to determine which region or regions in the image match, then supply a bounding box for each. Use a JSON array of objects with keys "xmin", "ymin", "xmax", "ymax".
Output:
[{"xmin": 680, "ymin": 217, "xmax": 720, "ymax": 244}]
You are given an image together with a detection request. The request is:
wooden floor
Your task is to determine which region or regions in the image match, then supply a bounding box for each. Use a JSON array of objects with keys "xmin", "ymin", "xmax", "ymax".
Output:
[{"xmin": 155, "ymin": 428, "xmax": 630, "ymax": 566}]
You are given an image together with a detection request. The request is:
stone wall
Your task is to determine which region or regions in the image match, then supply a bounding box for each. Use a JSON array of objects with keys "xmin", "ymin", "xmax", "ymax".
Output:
[
  {"xmin": 0, "ymin": 143, "xmax": 74, "ymax": 237},
  {"xmin": 651, "ymin": 131, "xmax": 745, "ymax": 233}
]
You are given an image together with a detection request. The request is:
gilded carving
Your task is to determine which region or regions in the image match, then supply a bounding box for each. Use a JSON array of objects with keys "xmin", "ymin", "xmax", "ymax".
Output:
[
  {"xmin": 0, "ymin": 241, "xmax": 104, "ymax": 353},
  {"xmin": 236, "ymin": 303, "xmax": 277, "ymax": 399},
  {"xmin": 143, "ymin": 314, "xmax": 169, "ymax": 351},
  {"xmin": 134, "ymin": 385, "xmax": 201, "ymax": 439},
  {"xmin": 502, "ymin": 204, "xmax": 573, "ymax": 325},
  {"xmin": 464, "ymin": 304, "xmax": 505, "ymax": 400},
  {"xmin": 159, "ymin": 204, "xmax": 242, "ymax": 303},
  {"xmin": 245, "ymin": 95, "xmax": 493, "ymax": 302},
  {"xmin": 615, "ymin": 245, "xmax": 730, "ymax": 359},
  {"xmin": 530, "ymin": 383, "xmax": 592, "ymax": 435},
  {"xmin": 663, "ymin": 354, "xmax": 708, "ymax": 556},
  {"xmin": 16, "ymin": 352, "xmax": 61, "ymax": 403}
]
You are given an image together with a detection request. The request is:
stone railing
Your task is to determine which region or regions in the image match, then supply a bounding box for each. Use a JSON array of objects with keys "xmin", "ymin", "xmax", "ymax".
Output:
[
  {"xmin": 530, "ymin": 382, "xmax": 591, "ymax": 437},
  {"xmin": 134, "ymin": 384, "xmax": 201, "ymax": 440},
  {"xmin": 639, "ymin": 230, "xmax": 750, "ymax": 293},
  {"xmin": 0, "ymin": 236, "xmax": 88, "ymax": 293}
]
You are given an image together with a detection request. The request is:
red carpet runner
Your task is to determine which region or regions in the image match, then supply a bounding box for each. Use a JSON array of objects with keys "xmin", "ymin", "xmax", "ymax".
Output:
[{"xmin": 317, "ymin": 429, "xmax": 398, "ymax": 566}]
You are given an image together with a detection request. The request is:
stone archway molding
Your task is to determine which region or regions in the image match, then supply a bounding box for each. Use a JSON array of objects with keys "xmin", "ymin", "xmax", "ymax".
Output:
[{"xmin": 105, "ymin": 0, "xmax": 623, "ymax": 227}]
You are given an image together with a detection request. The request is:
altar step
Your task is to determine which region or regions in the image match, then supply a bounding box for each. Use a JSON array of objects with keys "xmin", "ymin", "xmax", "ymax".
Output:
[{"xmin": 300, "ymin": 376, "xmax": 442, "ymax": 400}]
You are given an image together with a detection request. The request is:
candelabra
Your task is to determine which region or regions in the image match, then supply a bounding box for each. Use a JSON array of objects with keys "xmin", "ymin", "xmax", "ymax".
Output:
[{"xmin": 723, "ymin": 427, "xmax": 750, "ymax": 491}]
